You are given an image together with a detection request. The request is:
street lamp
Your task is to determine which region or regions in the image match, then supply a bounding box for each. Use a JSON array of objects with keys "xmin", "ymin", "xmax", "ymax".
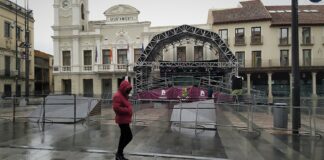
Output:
[
  {"xmin": 24, "ymin": 0, "xmax": 32, "ymax": 100},
  {"xmin": 291, "ymin": 0, "xmax": 321, "ymax": 134},
  {"xmin": 15, "ymin": 0, "xmax": 19, "ymax": 98}
]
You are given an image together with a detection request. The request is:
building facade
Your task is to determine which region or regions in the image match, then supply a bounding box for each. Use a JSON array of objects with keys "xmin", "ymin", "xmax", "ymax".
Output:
[
  {"xmin": 52, "ymin": 0, "xmax": 212, "ymax": 98},
  {"xmin": 208, "ymin": 0, "xmax": 324, "ymax": 102},
  {"xmin": 0, "ymin": 0, "xmax": 35, "ymax": 97},
  {"xmin": 34, "ymin": 50, "xmax": 53, "ymax": 95}
]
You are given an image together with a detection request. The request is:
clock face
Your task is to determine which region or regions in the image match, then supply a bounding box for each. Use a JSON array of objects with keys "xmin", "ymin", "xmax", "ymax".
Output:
[{"xmin": 61, "ymin": 0, "xmax": 71, "ymax": 9}]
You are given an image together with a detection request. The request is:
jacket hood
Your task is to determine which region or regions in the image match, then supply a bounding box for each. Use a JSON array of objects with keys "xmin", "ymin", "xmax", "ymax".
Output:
[{"xmin": 119, "ymin": 80, "xmax": 132, "ymax": 96}]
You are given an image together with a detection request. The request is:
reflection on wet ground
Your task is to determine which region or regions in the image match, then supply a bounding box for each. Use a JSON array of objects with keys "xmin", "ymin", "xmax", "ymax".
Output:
[{"xmin": 0, "ymin": 103, "xmax": 324, "ymax": 160}]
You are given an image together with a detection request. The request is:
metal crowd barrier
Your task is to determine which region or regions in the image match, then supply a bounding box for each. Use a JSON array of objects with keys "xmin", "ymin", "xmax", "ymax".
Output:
[{"xmin": 1, "ymin": 94, "xmax": 323, "ymax": 137}]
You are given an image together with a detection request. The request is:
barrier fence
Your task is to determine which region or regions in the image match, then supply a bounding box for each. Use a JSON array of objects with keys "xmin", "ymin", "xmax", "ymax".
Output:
[{"xmin": 0, "ymin": 94, "xmax": 323, "ymax": 137}]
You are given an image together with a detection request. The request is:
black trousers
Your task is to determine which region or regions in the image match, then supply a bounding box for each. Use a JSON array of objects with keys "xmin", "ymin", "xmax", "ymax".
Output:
[{"xmin": 117, "ymin": 124, "xmax": 133, "ymax": 155}]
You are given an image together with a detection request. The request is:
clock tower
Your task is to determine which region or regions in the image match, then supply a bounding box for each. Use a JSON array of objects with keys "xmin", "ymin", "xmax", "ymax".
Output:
[
  {"xmin": 53, "ymin": 0, "xmax": 90, "ymax": 73},
  {"xmin": 53, "ymin": 0, "xmax": 89, "ymax": 30}
]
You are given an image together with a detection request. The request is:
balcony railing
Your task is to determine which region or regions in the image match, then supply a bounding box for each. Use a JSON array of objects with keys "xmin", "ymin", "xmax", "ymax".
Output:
[
  {"xmin": 83, "ymin": 65, "xmax": 93, "ymax": 72},
  {"xmin": 243, "ymin": 58, "xmax": 324, "ymax": 68},
  {"xmin": 244, "ymin": 59, "xmax": 282, "ymax": 68},
  {"xmin": 53, "ymin": 59, "xmax": 324, "ymax": 73},
  {"xmin": 0, "ymin": 69, "xmax": 18, "ymax": 78},
  {"xmin": 250, "ymin": 36, "xmax": 263, "ymax": 45},
  {"xmin": 234, "ymin": 37, "xmax": 246, "ymax": 46},
  {"xmin": 301, "ymin": 36, "xmax": 314, "ymax": 46},
  {"xmin": 98, "ymin": 64, "xmax": 113, "ymax": 72},
  {"xmin": 61, "ymin": 66, "xmax": 71, "ymax": 72},
  {"xmin": 279, "ymin": 37, "xmax": 290, "ymax": 46},
  {"xmin": 116, "ymin": 64, "xmax": 128, "ymax": 70}
]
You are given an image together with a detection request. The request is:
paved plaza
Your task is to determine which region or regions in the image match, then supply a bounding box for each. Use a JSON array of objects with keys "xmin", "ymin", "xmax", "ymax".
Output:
[{"xmin": 0, "ymin": 102, "xmax": 324, "ymax": 160}]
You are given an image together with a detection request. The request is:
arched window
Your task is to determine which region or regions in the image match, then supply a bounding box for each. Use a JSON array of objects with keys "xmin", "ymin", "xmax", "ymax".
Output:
[{"xmin": 81, "ymin": 4, "xmax": 85, "ymax": 20}]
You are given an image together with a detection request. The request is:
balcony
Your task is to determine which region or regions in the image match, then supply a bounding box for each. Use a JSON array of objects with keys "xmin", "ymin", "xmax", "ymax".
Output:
[
  {"xmin": 83, "ymin": 65, "xmax": 93, "ymax": 72},
  {"xmin": 98, "ymin": 64, "xmax": 113, "ymax": 72},
  {"xmin": 0, "ymin": 69, "xmax": 18, "ymax": 78},
  {"xmin": 250, "ymin": 36, "xmax": 263, "ymax": 45},
  {"xmin": 234, "ymin": 37, "xmax": 246, "ymax": 46},
  {"xmin": 116, "ymin": 64, "xmax": 128, "ymax": 70},
  {"xmin": 244, "ymin": 59, "xmax": 287, "ymax": 68},
  {"xmin": 301, "ymin": 36, "xmax": 314, "ymax": 46},
  {"xmin": 61, "ymin": 66, "xmax": 71, "ymax": 72},
  {"xmin": 242, "ymin": 58, "xmax": 324, "ymax": 68},
  {"xmin": 53, "ymin": 64, "xmax": 136, "ymax": 74},
  {"xmin": 279, "ymin": 37, "xmax": 290, "ymax": 46}
]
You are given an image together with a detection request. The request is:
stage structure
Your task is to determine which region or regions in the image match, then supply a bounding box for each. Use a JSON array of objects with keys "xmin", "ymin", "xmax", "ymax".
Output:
[{"xmin": 134, "ymin": 25, "xmax": 239, "ymax": 96}]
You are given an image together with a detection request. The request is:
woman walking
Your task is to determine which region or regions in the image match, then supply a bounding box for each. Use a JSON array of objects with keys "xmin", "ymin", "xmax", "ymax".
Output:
[{"xmin": 113, "ymin": 80, "xmax": 133, "ymax": 160}]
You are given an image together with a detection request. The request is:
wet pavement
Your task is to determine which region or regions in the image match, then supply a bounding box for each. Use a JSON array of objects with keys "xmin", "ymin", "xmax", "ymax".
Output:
[{"xmin": 0, "ymin": 104, "xmax": 324, "ymax": 160}]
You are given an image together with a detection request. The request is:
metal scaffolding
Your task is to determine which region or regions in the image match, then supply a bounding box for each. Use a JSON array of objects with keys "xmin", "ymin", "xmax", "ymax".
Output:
[{"xmin": 134, "ymin": 25, "xmax": 238, "ymax": 93}]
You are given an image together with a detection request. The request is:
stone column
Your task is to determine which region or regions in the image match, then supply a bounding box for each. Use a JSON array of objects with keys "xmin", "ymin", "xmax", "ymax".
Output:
[
  {"xmin": 72, "ymin": 1, "xmax": 81, "ymax": 26},
  {"xmin": 112, "ymin": 76, "xmax": 118, "ymax": 95},
  {"xmin": 113, "ymin": 47, "xmax": 117, "ymax": 71},
  {"xmin": 72, "ymin": 37, "xmax": 80, "ymax": 72},
  {"xmin": 53, "ymin": 1, "xmax": 59, "ymax": 26},
  {"xmin": 268, "ymin": 73, "xmax": 273, "ymax": 103},
  {"xmin": 95, "ymin": 77, "xmax": 102, "ymax": 97},
  {"xmin": 53, "ymin": 39, "xmax": 60, "ymax": 66},
  {"xmin": 312, "ymin": 72, "xmax": 317, "ymax": 97},
  {"xmin": 247, "ymin": 73, "xmax": 251, "ymax": 95},
  {"xmin": 173, "ymin": 45, "xmax": 176, "ymax": 61}
]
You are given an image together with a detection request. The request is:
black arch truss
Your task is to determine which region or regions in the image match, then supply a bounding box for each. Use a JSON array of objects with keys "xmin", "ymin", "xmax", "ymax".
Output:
[
  {"xmin": 134, "ymin": 25, "xmax": 238, "ymax": 93},
  {"xmin": 137, "ymin": 24, "xmax": 237, "ymax": 65}
]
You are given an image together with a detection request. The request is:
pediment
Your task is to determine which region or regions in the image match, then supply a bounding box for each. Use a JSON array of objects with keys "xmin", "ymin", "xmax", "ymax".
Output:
[{"xmin": 104, "ymin": 4, "xmax": 140, "ymax": 16}]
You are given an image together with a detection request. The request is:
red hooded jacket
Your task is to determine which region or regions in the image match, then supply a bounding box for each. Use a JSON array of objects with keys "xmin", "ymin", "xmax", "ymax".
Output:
[{"xmin": 113, "ymin": 80, "xmax": 133, "ymax": 124}]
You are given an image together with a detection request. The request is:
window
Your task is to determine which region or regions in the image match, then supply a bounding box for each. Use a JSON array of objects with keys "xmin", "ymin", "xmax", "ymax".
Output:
[
  {"xmin": 194, "ymin": 46, "xmax": 203, "ymax": 61},
  {"xmin": 252, "ymin": 51, "xmax": 261, "ymax": 67},
  {"xmin": 83, "ymin": 50, "xmax": 92, "ymax": 65},
  {"xmin": 83, "ymin": 79, "xmax": 93, "ymax": 97},
  {"xmin": 280, "ymin": 28, "xmax": 289, "ymax": 45},
  {"xmin": 303, "ymin": 49, "xmax": 312, "ymax": 66},
  {"xmin": 251, "ymin": 27, "xmax": 261, "ymax": 44},
  {"xmin": 235, "ymin": 28, "xmax": 245, "ymax": 45},
  {"xmin": 102, "ymin": 49, "xmax": 112, "ymax": 64},
  {"xmin": 4, "ymin": 21, "xmax": 11, "ymax": 38},
  {"xmin": 62, "ymin": 79, "xmax": 71, "ymax": 94},
  {"xmin": 177, "ymin": 47, "xmax": 186, "ymax": 61},
  {"xmin": 235, "ymin": 52, "xmax": 245, "ymax": 67},
  {"xmin": 62, "ymin": 51, "xmax": 71, "ymax": 66},
  {"xmin": 134, "ymin": 49, "xmax": 142, "ymax": 63},
  {"xmin": 280, "ymin": 50, "xmax": 289, "ymax": 66},
  {"xmin": 4, "ymin": 84, "xmax": 12, "ymax": 97},
  {"xmin": 219, "ymin": 29, "xmax": 228, "ymax": 44},
  {"xmin": 117, "ymin": 49, "xmax": 128, "ymax": 64},
  {"xmin": 16, "ymin": 26, "xmax": 21, "ymax": 40},
  {"xmin": 302, "ymin": 27, "xmax": 311, "ymax": 44},
  {"xmin": 81, "ymin": 4, "xmax": 85, "ymax": 20},
  {"xmin": 5, "ymin": 56, "xmax": 10, "ymax": 76},
  {"xmin": 252, "ymin": 27, "xmax": 261, "ymax": 36}
]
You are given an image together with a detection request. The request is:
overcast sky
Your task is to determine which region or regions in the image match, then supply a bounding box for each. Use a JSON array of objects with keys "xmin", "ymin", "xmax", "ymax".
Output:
[{"xmin": 11, "ymin": 0, "xmax": 324, "ymax": 54}]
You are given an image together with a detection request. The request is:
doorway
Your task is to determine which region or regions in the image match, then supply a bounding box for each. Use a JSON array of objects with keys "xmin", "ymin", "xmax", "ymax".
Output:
[{"xmin": 62, "ymin": 79, "xmax": 71, "ymax": 95}]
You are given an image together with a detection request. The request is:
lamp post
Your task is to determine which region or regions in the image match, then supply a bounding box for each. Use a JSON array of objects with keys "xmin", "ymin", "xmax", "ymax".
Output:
[
  {"xmin": 291, "ymin": 0, "xmax": 321, "ymax": 134},
  {"xmin": 15, "ymin": 0, "xmax": 19, "ymax": 98},
  {"xmin": 24, "ymin": 0, "xmax": 31, "ymax": 100}
]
